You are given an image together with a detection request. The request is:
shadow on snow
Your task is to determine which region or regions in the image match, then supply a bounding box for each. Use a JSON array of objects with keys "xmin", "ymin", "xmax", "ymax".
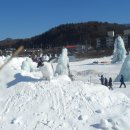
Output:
[
  {"xmin": 90, "ymin": 123, "xmax": 101, "ymax": 129},
  {"xmin": 7, "ymin": 73, "xmax": 42, "ymax": 88}
]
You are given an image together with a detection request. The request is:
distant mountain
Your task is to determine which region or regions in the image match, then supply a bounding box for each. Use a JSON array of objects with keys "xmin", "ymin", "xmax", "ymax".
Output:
[
  {"xmin": 123, "ymin": 24, "xmax": 130, "ymax": 27},
  {"xmin": 3, "ymin": 38, "xmax": 13, "ymax": 41},
  {"xmin": 0, "ymin": 21, "xmax": 130, "ymax": 49}
]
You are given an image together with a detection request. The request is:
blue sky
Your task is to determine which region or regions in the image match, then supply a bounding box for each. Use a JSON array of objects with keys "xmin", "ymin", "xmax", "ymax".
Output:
[{"xmin": 0, "ymin": 0, "xmax": 130, "ymax": 40}]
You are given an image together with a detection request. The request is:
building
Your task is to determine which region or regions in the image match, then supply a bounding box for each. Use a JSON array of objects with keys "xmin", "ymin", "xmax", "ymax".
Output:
[
  {"xmin": 123, "ymin": 35, "xmax": 129, "ymax": 46},
  {"xmin": 96, "ymin": 30, "xmax": 130, "ymax": 50},
  {"xmin": 96, "ymin": 38, "xmax": 101, "ymax": 48},
  {"xmin": 107, "ymin": 31, "xmax": 114, "ymax": 37},
  {"xmin": 124, "ymin": 29, "xmax": 130, "ymax": 35},
  {"xmin": 96, "ymin": 38, "xmax": 106, "ymax": 49},
  {"xmin": 106, "ymin": 37, "xmax": 114, "ymax": 48},
  {"xmin": 123, "ymin": 29, "xmax": 130, "ymax": 47},
  {"xmin": 106, "ymin": 31, "xmax": 115, "ymax": 48}
]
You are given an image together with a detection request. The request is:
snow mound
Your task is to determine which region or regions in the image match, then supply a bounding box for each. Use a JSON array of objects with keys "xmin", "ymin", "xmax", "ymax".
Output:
[
  {"xmin": 100, "ymin": 119, "xmax": 110, "ymax": 129},
  {"xmin": 72, "ymin": 69, "xmax": 101, "ymax": 82},
  {"xmin": 0, "ymin": 75, "xmax": 130, "ymax": 130},
  {"xmin": 77, "ymin": 69, "xmax": 99, "ymax": 76}
]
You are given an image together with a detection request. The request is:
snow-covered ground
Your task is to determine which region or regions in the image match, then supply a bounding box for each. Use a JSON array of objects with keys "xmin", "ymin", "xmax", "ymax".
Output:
[{"xmin": 0, "ymin": 56, "xmax": 130, "ymax": 130}]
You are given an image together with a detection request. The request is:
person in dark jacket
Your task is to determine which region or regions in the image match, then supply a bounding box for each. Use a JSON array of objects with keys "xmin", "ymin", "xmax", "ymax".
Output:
[
  {"xmin": 100, "ymin": 75, "xmax": 104, "ymax": 85},
  {"xmin": 37, "ymin": 57, "xmax": 44, "ymax": 68},
  {"xmin": 108, "ymin": 77, "xmax": 113, "ymax": 90},
  {"xmin": 119, "ymin": 75, "xmax": 126, "ymax": 88},
  {"xmin": 104, "ymin": 77, "xmax": 108, "ymax": 87}
]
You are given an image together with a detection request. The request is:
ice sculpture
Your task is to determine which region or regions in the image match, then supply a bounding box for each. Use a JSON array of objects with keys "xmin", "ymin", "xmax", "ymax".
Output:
[
  {"xmin": 21, "ymin": 59, "xmax": 31, "ymax": 72},
  {"xmin": 21, "ymin": 58, "xmax": 34, "ymax": 72},
  {"xmin": 115, "ymin": 52, "xmax": 130, "ymax": 82},
  {"xmin": 55, "ymin": 48, "xmax": 69, "ymax": 75},
  {"xmin": 112, "ymin": 36, "xmax": 127, "ymax": 63},
  {"xmin": 39, "ymin": 61, "xmax": 54, "ymax": 80}
]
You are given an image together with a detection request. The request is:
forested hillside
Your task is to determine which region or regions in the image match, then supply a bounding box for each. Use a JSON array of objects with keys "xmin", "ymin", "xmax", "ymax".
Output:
[{"xmin": 0, "ymin": 21, "xmax": 130, "ymax": 49}]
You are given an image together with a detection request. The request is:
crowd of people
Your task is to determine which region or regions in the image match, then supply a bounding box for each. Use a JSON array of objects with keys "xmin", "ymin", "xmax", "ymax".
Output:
[
  {"xmin": 100, "ymin": 74, "xmax": 126, "ymax": 90},
  {"xmin": 100, "ymin": 75, "xmax": 113, "ymax": 90}
]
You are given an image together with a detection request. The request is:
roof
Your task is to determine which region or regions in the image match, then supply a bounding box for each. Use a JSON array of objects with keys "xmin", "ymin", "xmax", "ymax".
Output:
[{"xmin": 65, "ymin": 45, "xmax": 76, "ymax": 49}]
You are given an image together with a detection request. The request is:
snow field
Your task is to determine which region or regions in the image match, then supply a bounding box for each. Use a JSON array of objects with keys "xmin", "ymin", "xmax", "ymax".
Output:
[{"xmin": 0, "ymin": 57, "xmax": 130, "ymax": 130}]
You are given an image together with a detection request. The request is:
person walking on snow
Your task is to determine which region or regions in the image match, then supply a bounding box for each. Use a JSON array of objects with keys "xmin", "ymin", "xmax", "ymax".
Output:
[
  {"xmin": 119, "ymin": 75, "xmax": 126, "ymax": 88},
  {"xmin": 100, "ymin": 75, "xmax": 104, "ymax": 85},
  {"xmin": 104, "ymin": 77, "xmax": 108, "ymax": 87},
  {"xmin": 108, "ymin": 77, "xmax": 113, "ymax": 90}
]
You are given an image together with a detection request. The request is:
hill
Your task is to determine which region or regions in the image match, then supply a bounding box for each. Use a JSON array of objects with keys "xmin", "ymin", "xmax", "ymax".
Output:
[{"xmin": 0, "ymin": 21, "xmax": 130, "ymax": 50}]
